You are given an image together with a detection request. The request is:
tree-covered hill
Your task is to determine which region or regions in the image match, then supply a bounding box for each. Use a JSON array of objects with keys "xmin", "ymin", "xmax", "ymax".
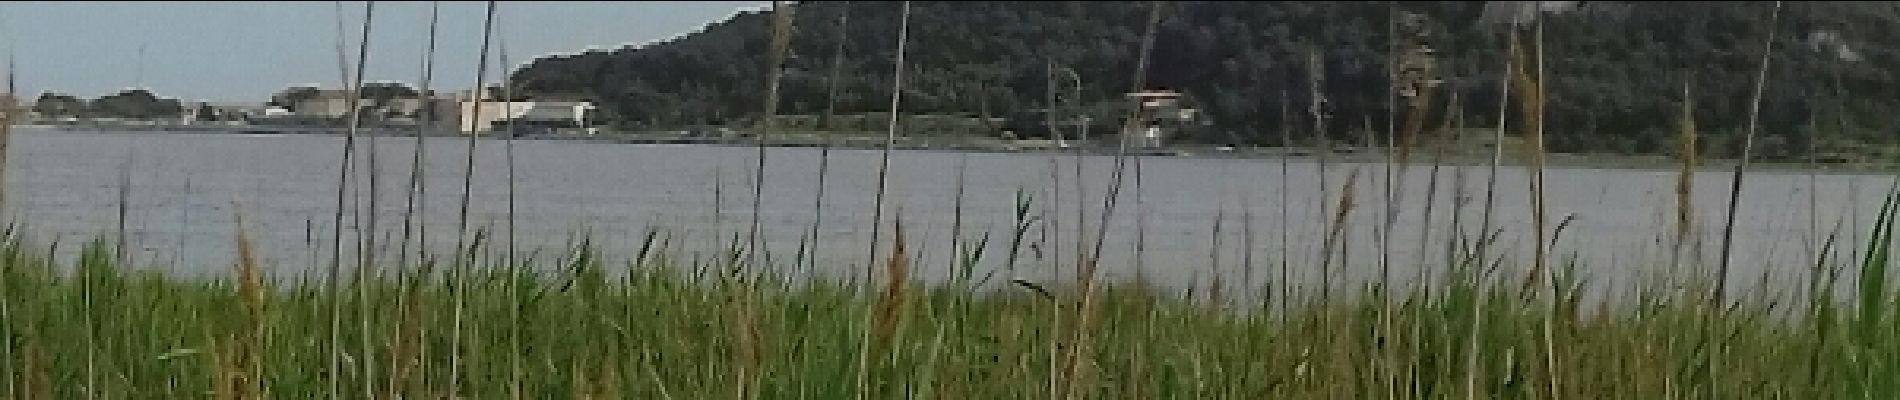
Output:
[{"xmin": 512, "ymin": 1, "xmax": 1900, "ymax": 155}]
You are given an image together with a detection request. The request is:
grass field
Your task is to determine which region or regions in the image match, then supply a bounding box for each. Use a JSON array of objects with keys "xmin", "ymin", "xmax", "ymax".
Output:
[{"xmin": 0, "ymin": 204, "xmax": 1895, "ymax": 399}]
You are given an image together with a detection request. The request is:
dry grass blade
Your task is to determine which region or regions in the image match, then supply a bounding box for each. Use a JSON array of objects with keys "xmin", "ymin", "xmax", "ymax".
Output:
[
  {"xmin": 1500, "ymin": 13, "xmax": 1563, "ymax": 397},
  {"xmin": 1673, "ymin": 77, "xmax": 1697, "ymax": 278},
  {"xmin": 230, "ymin": 204, "xmax": 265, "ymax": 399},
  {"xmin": 873, "ymin": 217, "xmax": 910, "ymax": 356},
  {"xmin": 1505, "ymin": 20, "xmax": 1546, "ymax": 298},
  {"xmin": 1319, "ymin": 167, "xmax": 1362, "ymax": 305}
]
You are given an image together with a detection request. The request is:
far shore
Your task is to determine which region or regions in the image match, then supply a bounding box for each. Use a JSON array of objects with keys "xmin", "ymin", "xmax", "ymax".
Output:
[{"xmin": 25, "ymin": 123, "xmax": 1897, "ymax": 175}]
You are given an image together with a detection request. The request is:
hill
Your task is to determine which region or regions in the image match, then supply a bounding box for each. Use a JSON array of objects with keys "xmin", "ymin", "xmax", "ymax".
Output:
[{"xmin": 511, "ymin": 1, "xmax": 1900, "ymax": 155}]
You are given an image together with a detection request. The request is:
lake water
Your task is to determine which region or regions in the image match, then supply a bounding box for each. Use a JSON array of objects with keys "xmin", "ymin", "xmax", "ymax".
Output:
[{"xmin": 4, "ymin": 128, "xmax": 1890, "ymax": 296}]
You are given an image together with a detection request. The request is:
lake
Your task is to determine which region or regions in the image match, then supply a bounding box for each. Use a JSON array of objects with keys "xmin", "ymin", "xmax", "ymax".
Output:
[{"xmin": 4, "ymin": 128, "xmax": 1889, "ymax": 296}]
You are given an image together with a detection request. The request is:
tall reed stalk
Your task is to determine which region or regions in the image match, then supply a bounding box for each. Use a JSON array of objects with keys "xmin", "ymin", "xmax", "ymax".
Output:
[
  {"xmin": 1042, "ymin": 60, "xmax": 1064, "ymax": 280},
  {"xmin": 399, "ymin": 1, "xmax": 440, "ymax": 273},
  {"xmin": 1506, "ymin": 14, "xmax": 1562, "ymax": 398},
  {"xmin": 733, "ymin": 4, "xmax": 794, "ymax": 399},
  {"xmin": 1417, "ymin": 88, "xmax": 1455, "ymax": 289},
  {"xmin": 1673, "ymin": 78, "xmax": 1697, "ymax": 279},
  {"xmin": 749, "ymin": 0, "xmax": 794, "ymax": 274},
  {"xmin": 1064, "ymin": 3, "xmax": 1162, "ymax": 398},
  {"xmin": 1306, "ymin": 47, "xmax": 1331, "ymax": 305},
  {"xmin": 1710, "ymin": 3, "xmax": 1780, "ymax": 398},
  {"xmin": 449, "ymin": 2, "xmax": 499, "ymax": 394},
  {"xmin": 230, "ymin": 206, "xmax": 266, "ymax": 399},
  {"xmin": 1276, "ymin": 89, "xmax": 1291, "ymax": 318},
  {"xmin": 116, "ymin": 152, "xmax": 131, "ymax": 266},
  {"xmin": 0, "ymin": 61, "xmax": 15, "ymax": 396},
  {"xmin": 1714, "ymin": 0, "xmax": 1781, "ymax": 309},
  {"xmin": 494, "ymin": 13, "xmax": 528, "ymax": 397},
  {"xmin": 347, "ymin": 7, "xmax": 381, "ymax": 398},
  {"xmin": 951, "ymin": 150, "xmax": 969, "ymax": 274},
  {"xmin": 321, "ymin": 3, "xmax": 374, "ymax": 396},
  {"xmin": 864, "ymin": 1, "xmax": 910, "ymax": 282},
  {"xmin": 388, "ymin": 4, "xmax": 439, "ymax": 395},
  {"xmin": 0, "ymin": 56, "xmax": 14, "ymax": 220},
  {"xmin": 1476, "ymin": 32, "xmax": 1510, "ymax": 267},
  {"xmin": 807, "ymin": 1, "xmax": 850, "ymax": 273},
  {"xmin": 856, "ymin": 2, "xmax": 909, "ymax": 398},
  {"xmin": 1462, "ymin": 57, "xmax": 1498, "ymax": 399}
]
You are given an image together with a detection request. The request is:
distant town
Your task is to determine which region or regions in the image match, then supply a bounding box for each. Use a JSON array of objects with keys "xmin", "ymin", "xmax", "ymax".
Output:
[
  {"xmin": 0, "ymin": 81, "xmax": 1268, "ymax": 157},
  {"xmin": 9, "ymin": 82, "xmax": 598, "ymax": 137}
]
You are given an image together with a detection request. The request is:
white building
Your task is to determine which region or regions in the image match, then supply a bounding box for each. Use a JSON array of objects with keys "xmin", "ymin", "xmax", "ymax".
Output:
[
  {"xmin": 446, "ymin": 90, "xmax": 596, "ymax": 133},
  {"xmin": 292, "ymin": 91, "xmax": 353, "ymax": 118}
]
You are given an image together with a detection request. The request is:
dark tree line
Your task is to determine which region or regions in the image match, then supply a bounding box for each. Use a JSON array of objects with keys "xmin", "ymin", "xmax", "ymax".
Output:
[
  {"xmin": 36, "ymin": 89, "xmax": 184, "ymax": 120},
  {"xmin": 512, "ymin": 1, "xmax": 1899, "ymax": 154}
]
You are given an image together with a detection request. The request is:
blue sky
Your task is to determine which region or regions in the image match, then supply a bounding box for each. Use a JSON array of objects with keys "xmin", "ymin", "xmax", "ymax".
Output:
[{"xmin": 0, "ymin": 1, "xmax": 767, "ymax": 103}]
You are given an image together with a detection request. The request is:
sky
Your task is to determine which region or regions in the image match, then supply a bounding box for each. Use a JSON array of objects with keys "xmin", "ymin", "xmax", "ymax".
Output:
[{"xmin": 0, "ymin": 1, "xmax": 768, "ymax": 103}]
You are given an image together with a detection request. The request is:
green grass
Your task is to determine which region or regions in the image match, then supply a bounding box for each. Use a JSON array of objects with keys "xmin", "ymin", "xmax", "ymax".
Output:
[{"xmin": 0, "ymin": 211, "xmax": 1895, "ymax": 399}]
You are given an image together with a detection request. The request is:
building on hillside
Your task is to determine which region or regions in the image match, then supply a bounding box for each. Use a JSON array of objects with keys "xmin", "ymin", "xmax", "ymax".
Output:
[
  {"xmin": 186, "ymin": 102, "xmax": 265, "ymax": 124},
  {"xmin": 443, "ymin": 90, "xmax": 596, "ymax": 134},
  {"xmin": 279, "ymin": 87, "xmax": 435, "ymax": 125},
  {"xmin": 1479, "ymin": 1, "xmax": 1578, "ymax": 27},
  {"xmin": 291, "ymin": 90, "xmax": 353, "ymax": 119},
  {"xmin": 1120, "ymin": 90, "xmax": 1202, "ymax": 148}
]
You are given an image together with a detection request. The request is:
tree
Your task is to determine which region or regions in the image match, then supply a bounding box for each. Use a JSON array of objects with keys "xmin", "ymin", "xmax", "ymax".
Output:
[
  {"xmin": 196, "ymin": 102, "xmax": 219, "ymax": 122},
  {"xmin": 360, "ymin": 82, "xmax": 421, "ymax": 100},
  {"xmin": 92, "ymin": 89, "xmax": 183, "ymax": 120},
  {"xmin": 33, "ymin": 92, "xmax": 85, "ymax": 118},
  {"xmin": 268, "ymin": 86, "xmax": 322, "ymax": 112}
]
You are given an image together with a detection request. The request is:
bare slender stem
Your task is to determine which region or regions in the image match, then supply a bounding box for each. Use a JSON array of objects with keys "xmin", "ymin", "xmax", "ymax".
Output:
[
  {"xmin": 399, "ymin": 1, "xmax": 440, "ymax": 275},
  {"xmin": 332, "ymin": 1, "xmax": 352, "ymax": 93},
  {"xmin": 346, "ymin": 5, "xmax": 380, "ymax": 397},
  {"xmin": 0, "ymin": 58, "xmax": 11, "ymax": 392},
  {"xmin": 387, "ymin": 3, "xmax": 439, "ymax": 395},
  {"xmin": 749, "ymin": 1, "xmax": 794, "ymax": 281},
  {"xmin": 1714, "ymin": 0, "xmax": 1781, "ymax": 309},
  {"xmin": 808, "ymin": 1, "xmax": 850, "ymax": 273},
  {"xmin": 1276, "ymin": 89, "xmax": 1291, "ymax": 318},
  {"xmin": 952, "ymin": 145, "xmax": 969, "ymax": 281},
  {"xmin": 856, "ymin": 3, "xmax": 908, "ymax": 398},
  {"xmin": 495, "ymin": 12, "xmax": 526, "ymax": 398},
  {"xmin": 1066, "ymin": 3, "xmax": 1162, "ymax": 399},
  {"xmin": 1307, "ymin": 47, "xmax": 1331, "ymax": 305},
  {"xmin": 0, "ymin": 55, "xmax": 13, "ymax": 221},
  {"xmin": 322, "ymin": 2, "xmax": 373, "ymax": 397},
  {"xmin": 1710, "ymin": 4, "xmax": 1780, "ymax": 396},
  {"xmin": 448, "ymin": 2, "xmax": 498, "ymax": 394},
  {"xmin": 864, "ymin": 1, "xmax": 909, "ymax": 282},
  {"xmin": 1379, "ymin": 4, "xmax": 1402, "ymax": 394},
  {"xmin": 1467, "ymin": 22, "xmax": 1514, "ymax": 400}
]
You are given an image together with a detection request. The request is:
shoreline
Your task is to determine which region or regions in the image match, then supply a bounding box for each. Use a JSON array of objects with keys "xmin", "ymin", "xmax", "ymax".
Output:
[{"xmin": 29, "ymin": 123, "xmax": 1896, "ymax": 174}]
